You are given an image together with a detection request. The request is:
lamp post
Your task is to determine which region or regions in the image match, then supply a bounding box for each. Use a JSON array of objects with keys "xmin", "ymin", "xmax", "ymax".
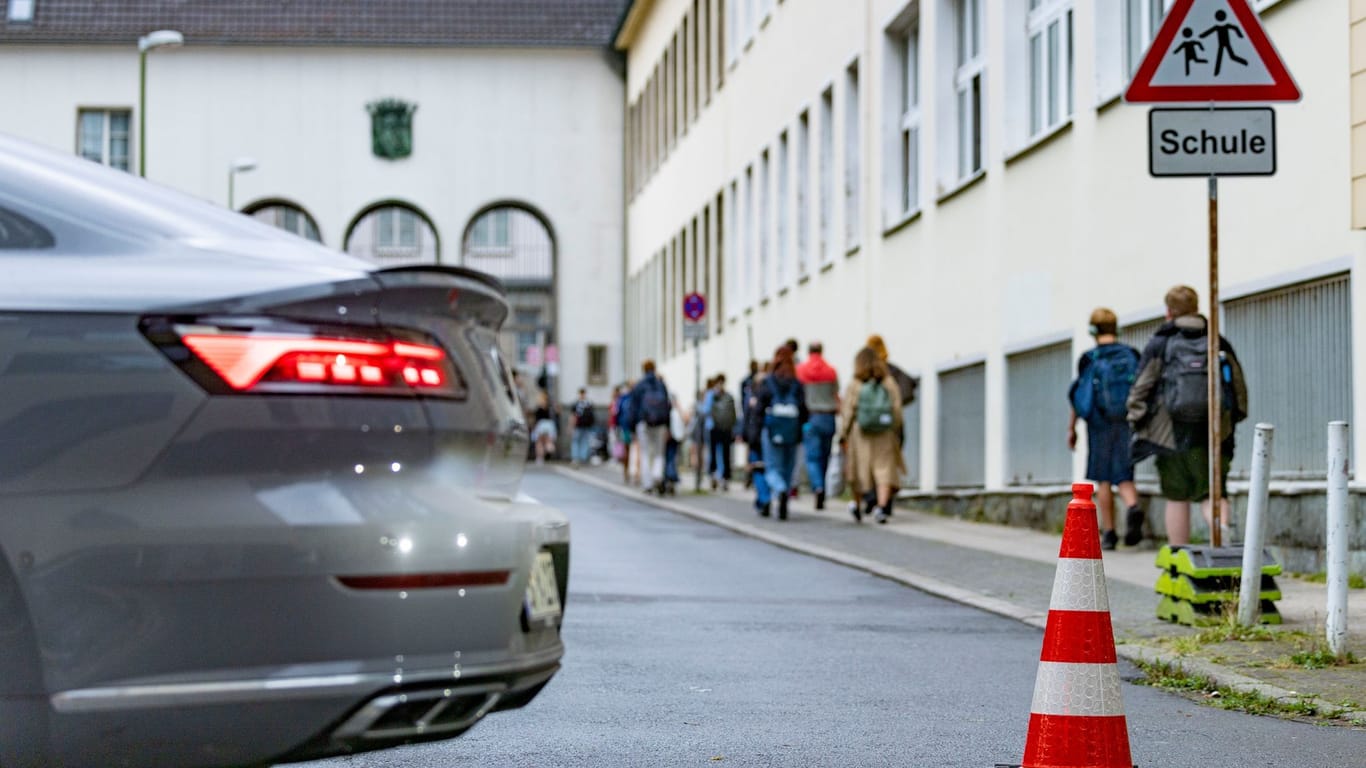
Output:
[
  {"xmin": 137, "ymin": 29, "xmax": 184, "ymax": 177},
  {"xmin": 227, "ymin": 157, "xmax": 258, "ymax": 210}
]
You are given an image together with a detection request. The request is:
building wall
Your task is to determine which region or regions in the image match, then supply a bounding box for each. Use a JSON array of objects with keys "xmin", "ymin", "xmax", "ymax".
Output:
[
  {"xmin": 623, "ymin": 0, "xmax": 1366, "ymax": 490},
  {"xmin": 1354, "ymin": 0, "xmax": 1366, "ymax": 227},
  {"xmin": 0, "ymin": 43, "xmax": 625, "ymax": 405}
]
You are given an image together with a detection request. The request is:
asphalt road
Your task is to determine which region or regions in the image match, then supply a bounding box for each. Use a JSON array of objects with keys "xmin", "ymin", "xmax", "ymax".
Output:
[{"xmin": 303, "ymin": 470, "xmax": 1364, "ymax": 768}]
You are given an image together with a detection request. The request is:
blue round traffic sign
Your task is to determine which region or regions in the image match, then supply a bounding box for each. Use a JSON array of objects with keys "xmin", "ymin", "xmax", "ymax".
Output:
[{"xmin": 683, "ymin": 292, "xmax": 706, "ymax": 322}]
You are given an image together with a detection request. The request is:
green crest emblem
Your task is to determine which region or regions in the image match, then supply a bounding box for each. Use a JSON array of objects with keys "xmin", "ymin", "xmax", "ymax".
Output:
[{"xmin": 366, "ymin": 99, "xmax": 416, "ymax": 160}]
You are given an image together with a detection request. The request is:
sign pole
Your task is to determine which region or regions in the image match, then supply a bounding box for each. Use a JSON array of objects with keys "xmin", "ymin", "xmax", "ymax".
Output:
[{"xmin": 1208, "ymin": 173, "xmax": 1223, "ymax": 548}]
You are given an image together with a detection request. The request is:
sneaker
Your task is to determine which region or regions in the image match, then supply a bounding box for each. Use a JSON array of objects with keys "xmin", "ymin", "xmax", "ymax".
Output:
[
  {"xmin": 874, "ymin": 506, "xmax": 890, "ymax": 524},
  {"xmin": 758, "ymin": 502, "xmax": 771, "ymax": 518},
  {"xmin": 815, "ymin": 490, "xmax": 825, "ymax": 511},
  {"xmin": 1101, "ymin": 529, "xmax": 1119, "ymax": 551},
  {"xmin": 778, "ymin": 495, "xmax": 788, "ymax": 521},
  {"xmin": 849, "ymin": 501, "xmax": 862, "ymax": 523},
  {"xmin": 1124, "ymin": 507, "xmax": 1145, "ymax": 547}
]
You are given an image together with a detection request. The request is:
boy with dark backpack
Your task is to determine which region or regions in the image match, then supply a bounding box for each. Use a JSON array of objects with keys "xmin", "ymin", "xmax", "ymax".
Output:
[
  {"xmin": 708, "ymin": 375, "xmax": 738, "ymax": 491},
  {"xmin": 1127, "ymin": 286, "xmax": 1249, "ymax": 547},
  {"xmin": 1068, "ymin": 308, "xmax": 1142, "ymax": 550},
  {"xmin": 755, "ymin": 347, "xmax": 808, "ymax": 520},
  {"xmin": 629, "ymin": 360, "xmax": 673, "ymax": 495}
]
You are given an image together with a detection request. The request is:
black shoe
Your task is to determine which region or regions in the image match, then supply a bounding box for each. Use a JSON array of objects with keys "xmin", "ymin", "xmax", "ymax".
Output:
[
  {"xmin": 758, "ymin": 502, "xmax": 771, "ymax": 518},
  {"xmin": 849, "ymin": 501, "xmax": 862, "ymax": 523},
  {"xmin": 1101, "ymin": 529, "xmax": 1119, "ymax": 551},
  {"xmin": 815, "ymin": 491, "xmax": 825, "ymax": 511},
  {"xmin": 1124, "ymin": 507, "xmax": 1146, "ymax": 547},
  {"xmin": 778, "ymin": 495, "xmax": 788, "ymax": 520}
]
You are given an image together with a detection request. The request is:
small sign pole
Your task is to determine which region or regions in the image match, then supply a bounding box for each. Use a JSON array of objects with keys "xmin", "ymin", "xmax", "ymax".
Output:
[{"xmin": 1208, "ymin": 172, "xmax": 1223, "ymax": 548}]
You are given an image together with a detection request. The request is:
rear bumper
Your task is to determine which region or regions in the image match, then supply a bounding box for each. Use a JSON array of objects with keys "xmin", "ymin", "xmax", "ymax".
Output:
[{"xmin": 44, "ymin": 645, "xmax": 563, "ymax": 768}]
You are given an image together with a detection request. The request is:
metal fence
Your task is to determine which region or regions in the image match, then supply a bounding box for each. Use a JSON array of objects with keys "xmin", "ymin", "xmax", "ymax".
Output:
[
  {"xmin": 1006, "ymin": 342, "xmax": 1073, "ymax": 485},
  {"xmin": 901, "ymin": 399, "xmax": 921, "ymax": 489},
  {"xmin": 1224, "ymin": 273, "xmax": 1353, "ymax": 478},
  {"xmin": 937, "ymin": 363, "xmax": 986, "ymax": 488}
]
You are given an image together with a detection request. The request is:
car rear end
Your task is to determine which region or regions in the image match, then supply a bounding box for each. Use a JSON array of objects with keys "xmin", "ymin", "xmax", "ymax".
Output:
[{"xmin": 0, "ymin": 135, "xmax": 567, "ymax": 768}]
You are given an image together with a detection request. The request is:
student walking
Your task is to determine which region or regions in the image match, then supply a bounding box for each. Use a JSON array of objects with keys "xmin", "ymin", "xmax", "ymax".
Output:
[
  {"xmin": 530, "ymin": 390, "xmax": 558, "ymax": 465},
  {"xmin": 741, "ymin": 363, "xmax": 771, "ymax": 512},
  {"xmin": 708, "ymin": 375, "xmax": 738, "ymax": 491},
  {"xmin": 796, "ymin": 341, "xmax": 839, "ymax": 510},
  {"xmin": 1068, "ymin": 309, "xmax": 1143, "ymax": 550},
  {"xmin": 612, "ymin": 383, "xmax": 637, "ymax": 485},
  {"xmin": 570, "ymin": 388, "xmax": 596, "ymax": 466},
  {"xmin": 630, "ymin": 360, "xmax": 672, "ymax": 495},
  {"xmin": 1127, "ymin": 286, "xmax": 1249, "ymax": 546},
  {"xmin": 739, "ymin": 360, "xmax": 761, "ymax": 489},
  {"xmin": 756, "ymin": 346, "xmax": 808, "ymax": 520},
  {"xmin": 863, "ymin": 335, "xmax": 917, "ymax": 517},
  {"xmin": 840, "ymin": 347, "xmax": 905, "ymax": 524}
]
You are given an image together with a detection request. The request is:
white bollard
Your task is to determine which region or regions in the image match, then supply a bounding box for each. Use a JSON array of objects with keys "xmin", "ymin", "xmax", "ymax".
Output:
[
  {"xmin": 1326, "ymin": 421, "xmax": 1350, "ymax": 658},
  {"xmin": 1238, "ymin": 424, "xmax": 1274, "ymax": 627}
]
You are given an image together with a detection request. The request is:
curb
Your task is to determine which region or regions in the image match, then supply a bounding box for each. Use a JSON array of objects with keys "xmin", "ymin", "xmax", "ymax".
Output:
[{"xmin": 553, "ymin": 466, "xmax": 1366, "ymax": 728}]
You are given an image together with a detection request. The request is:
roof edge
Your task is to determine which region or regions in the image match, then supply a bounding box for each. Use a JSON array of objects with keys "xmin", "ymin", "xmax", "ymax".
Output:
[{"xmin": 612, "ymin": 0, "xmax": 653, "ymax": 50}]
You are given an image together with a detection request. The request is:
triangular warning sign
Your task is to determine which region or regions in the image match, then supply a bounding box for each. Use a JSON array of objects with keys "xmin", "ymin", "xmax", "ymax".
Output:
[{"xmin": 1125, "ymin": 0, "xmax": 1300, "ymax": 103}]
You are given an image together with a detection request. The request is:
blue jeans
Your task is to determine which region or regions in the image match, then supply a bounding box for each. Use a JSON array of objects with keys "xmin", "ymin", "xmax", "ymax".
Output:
[
  {"xmin": 803, "ymin": 412, "xmax": 836, "ymax": 493},
  {"xmin": 749, "ymin": 444, "xmax": 771, "ymax": 506},
  {"xmin": 572, "ymin": 428, "xmax": 593, "ymax": 464},
  {"xmin": 763, "ymin": 432, "xmax": 799, "ymax": 498},
  {"xmin": 711, "ymin": 428, "xmax": 733, "ymax": 481},
  {"xmin": 665, "ymin": 439, "xmax": 680, "ymax": 483}
]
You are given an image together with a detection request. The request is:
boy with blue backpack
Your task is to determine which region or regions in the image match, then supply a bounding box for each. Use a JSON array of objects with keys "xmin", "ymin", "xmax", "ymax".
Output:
[
  {"xmin": 755, "ymin": 346, "xmax": 808, "ymax": 520},
  {"xmin": 1068, "ymin": 308, "xmax": 1144, "ymax": 550}
]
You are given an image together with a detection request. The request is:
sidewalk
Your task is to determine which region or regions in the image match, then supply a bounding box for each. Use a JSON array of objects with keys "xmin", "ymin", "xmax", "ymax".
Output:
[{"xmin": 554, "ymin": 463, "xmax": 1366, "ymax": 726}]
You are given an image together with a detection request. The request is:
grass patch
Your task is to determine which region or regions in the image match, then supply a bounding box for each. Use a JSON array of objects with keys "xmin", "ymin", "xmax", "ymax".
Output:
[
  {"xmin": 1155, "ymin": 621, "xmax": 1285, "ymax": 655},
  {"xmin": 1286, "ymin": 648, "xmax": 1357, "ymax": 670},
  {"xmin": 1135, "ymin": 659, "xmax": 1319, "ymax": 718},
  {"xmin": 1294, "ymin": 572, "xmax": 1366, "ymax": 589}
]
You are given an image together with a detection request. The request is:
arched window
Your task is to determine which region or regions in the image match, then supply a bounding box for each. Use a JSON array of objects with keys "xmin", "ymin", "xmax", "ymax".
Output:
[
  {"xmin": 462, "ymin": 206, "xmax": 553, "ymax": 287},
  {"xmin": 243, "ymin": 200, "xmax": 323, "ymax": 243},
  {"xmin": 345, "ymin": 203, "xmax": 439, "ymax": 266}
]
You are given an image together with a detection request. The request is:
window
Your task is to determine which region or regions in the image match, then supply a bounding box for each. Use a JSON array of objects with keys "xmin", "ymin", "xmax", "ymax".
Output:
[
  {"xmin": 744, "ymin": 164, "xmax": 755, "ymax": 308},
  {"xmin": 776, "ymin": 131, "xmax": 789, "ymax": 288},
  {"xmin": 795, "ymin": 110, "xmax": 810, "ymax": 276},
  {"xmin": 886, "ymin": 18, "xmax": 921, "ymax": 220},
  {"xmin": 7, "ymin": 0, "xmax": 34, "ymax": 23},
  {"xmin": 77, "ymin": 109, "xmax": 131, "ymax": 171},
  {"xmin": 744, "ymin": 0, "xmax": 756, "ymax": 44},
  {"xmin": 726, "ymin": 0, "xmax": 739, "ymax": 67},
  {"xmin": 468, "ymin": 208, "xmax": 511, "ymax": 251},
  {"xmin": 844, "ymin": 60, "xmax": 861, "ymax": 250},
  {"xmin": 0, "ymin": 205, "xmax": 54, "ymax": 249},
  {"xmin": 938, "ymin": 362, "xmax": 986, "ymax": 488},
  {"xmin": 954, "ymin": 0, "xmax": 984, "ymax": 180},
  {"xmin": 758, "ymin": 149, "xmax": 769, "ymax": 299},
  {"xmin": 819, "ymin": 86, "xmax": 834, "ymax": 264},
  {"xmin": 346, "ymin": 204, "xmax": 438, "ymax": 265},
  {"xmin": 714, "ymin": 191, "xmax": 726, "ymax": 330},
  {"xmin": 587, "ymin": 345, "xmax": 608, "ymax": 387},
  {"xmin": 1027, "ymin": 0, "xmax": 1074, "ymax": 139},
  {"xmin": 248, "ymin": 203, "xmax": 323, "ymax": 243},
  {"xmin": 727, "ymin": 179, "xmax": 738, "ymax": 318},
  {"xmin": 1006, "ymin": 342, "xmax": 1072, "ymax": 485},
  {"xmin": 1126, "ymin": 0, "xmax": 1172, "ymax": 76}
]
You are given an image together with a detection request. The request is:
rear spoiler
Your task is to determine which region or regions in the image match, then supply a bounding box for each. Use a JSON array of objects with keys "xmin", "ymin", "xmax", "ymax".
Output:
[{"xmin": 373, "ymin": 265, "xmax": 506, "ymax": 296}]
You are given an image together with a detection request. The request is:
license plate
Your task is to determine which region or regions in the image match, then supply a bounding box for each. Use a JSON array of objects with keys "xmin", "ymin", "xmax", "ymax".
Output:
[{"xmin": 524, "ymin": 551, "xmax": 562, "ymax": 625}]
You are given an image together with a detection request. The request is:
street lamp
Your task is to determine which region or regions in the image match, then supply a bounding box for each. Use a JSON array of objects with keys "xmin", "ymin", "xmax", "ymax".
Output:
[
  {"xmin": 137, "ymin": 29, "xmax": 184, "ymax": 177},
  {"xmin": 227, "ymin": 157, "xmax": 258, "ymax": 210}
]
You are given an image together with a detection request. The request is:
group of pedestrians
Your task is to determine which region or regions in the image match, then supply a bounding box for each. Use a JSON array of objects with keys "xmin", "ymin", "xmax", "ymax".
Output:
[{"xmin": 1069, "ymin": 284, "xmax": 1249, "ymax": 550}]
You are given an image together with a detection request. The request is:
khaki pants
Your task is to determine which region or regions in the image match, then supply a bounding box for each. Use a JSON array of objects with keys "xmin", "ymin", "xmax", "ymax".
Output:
[{"xmin": 637, "ymin": 424, "xmax": 668, "ymax": 489}]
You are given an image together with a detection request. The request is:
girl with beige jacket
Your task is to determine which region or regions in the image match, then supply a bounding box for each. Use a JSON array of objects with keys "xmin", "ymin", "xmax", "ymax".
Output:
[{"xmin": 839, "ymin": 347, "xmax": 905, "ymax": 523}]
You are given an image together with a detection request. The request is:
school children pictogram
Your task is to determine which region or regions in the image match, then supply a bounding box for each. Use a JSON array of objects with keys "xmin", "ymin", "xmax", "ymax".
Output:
[{"xmin": 1125, "ymin": 0, "xmax": 1300, "ymax": 103}]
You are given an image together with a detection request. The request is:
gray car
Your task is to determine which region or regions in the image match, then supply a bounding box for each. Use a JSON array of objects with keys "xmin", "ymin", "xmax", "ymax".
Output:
[{"xmin": 0, "ymin": 133, "xmax": 567, "ymax": 767}]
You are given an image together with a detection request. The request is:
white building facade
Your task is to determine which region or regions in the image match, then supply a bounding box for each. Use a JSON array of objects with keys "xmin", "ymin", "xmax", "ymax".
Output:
[
  {"xmin": 0, "ymin": 0, "xmax": 629, "ymax": 406},
  {"xmin": 618, "ymin": 0, "xmax": 1365, "ymax": 498}
]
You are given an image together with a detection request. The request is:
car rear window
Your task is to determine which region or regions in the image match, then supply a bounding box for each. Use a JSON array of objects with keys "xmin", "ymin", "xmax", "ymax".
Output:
[{"xmin": 0, "ymin": 206, "xmax": 55, "ymax": 249}]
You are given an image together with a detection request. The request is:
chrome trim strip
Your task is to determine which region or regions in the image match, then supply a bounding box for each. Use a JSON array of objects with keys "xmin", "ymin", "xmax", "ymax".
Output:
[{"xmin": 50, "ymin": 647, "xmax": 564, "ymax": 714}]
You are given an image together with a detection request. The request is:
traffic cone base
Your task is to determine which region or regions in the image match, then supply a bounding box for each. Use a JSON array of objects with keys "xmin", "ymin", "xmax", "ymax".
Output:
[{"xmin": 998, "ymin": 483, "xmax": 1135, "ymax": 768}]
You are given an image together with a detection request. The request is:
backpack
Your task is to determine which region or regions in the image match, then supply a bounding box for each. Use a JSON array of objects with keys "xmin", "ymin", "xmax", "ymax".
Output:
[
  {"xmin": 1072, "ymin": 346, "xmax": 1137, "ymax": 423},
  {"xmin": 856, "ymin": 379, "xmax": 896, "ymax": 434},
  {"xmin": 764, "ymin": 379, "xmax": 802, "ymax": 445},
  {"xmin": 711, "ymin": 392, "xmax": 738, "ymax": 431},
  {"xmin": 573, "ymin": 401, "xmax": 596, "ymax": 429},
  {"xmin": 640, "ymin": 379, "xmax": 671, "ymax": 427},
  {"xmin": 1161, "ymin": 333, "xmax": 1212, "ymax": 424}
]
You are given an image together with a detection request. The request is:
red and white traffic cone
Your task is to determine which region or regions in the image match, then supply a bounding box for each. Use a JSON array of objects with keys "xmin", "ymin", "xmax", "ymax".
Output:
[{"xmin": 998, "ymin": 483, "xmax": 1134, "ymax": 768}]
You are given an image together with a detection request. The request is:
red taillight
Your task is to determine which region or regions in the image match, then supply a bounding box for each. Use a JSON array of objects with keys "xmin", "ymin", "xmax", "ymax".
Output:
[
  {"xmin": 149, "ymin": 321, "xmax": 465, "ymax": 398},
  {"xmin": 181, "ymin": 334, "xmax": 453, "ymax": 393}
]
